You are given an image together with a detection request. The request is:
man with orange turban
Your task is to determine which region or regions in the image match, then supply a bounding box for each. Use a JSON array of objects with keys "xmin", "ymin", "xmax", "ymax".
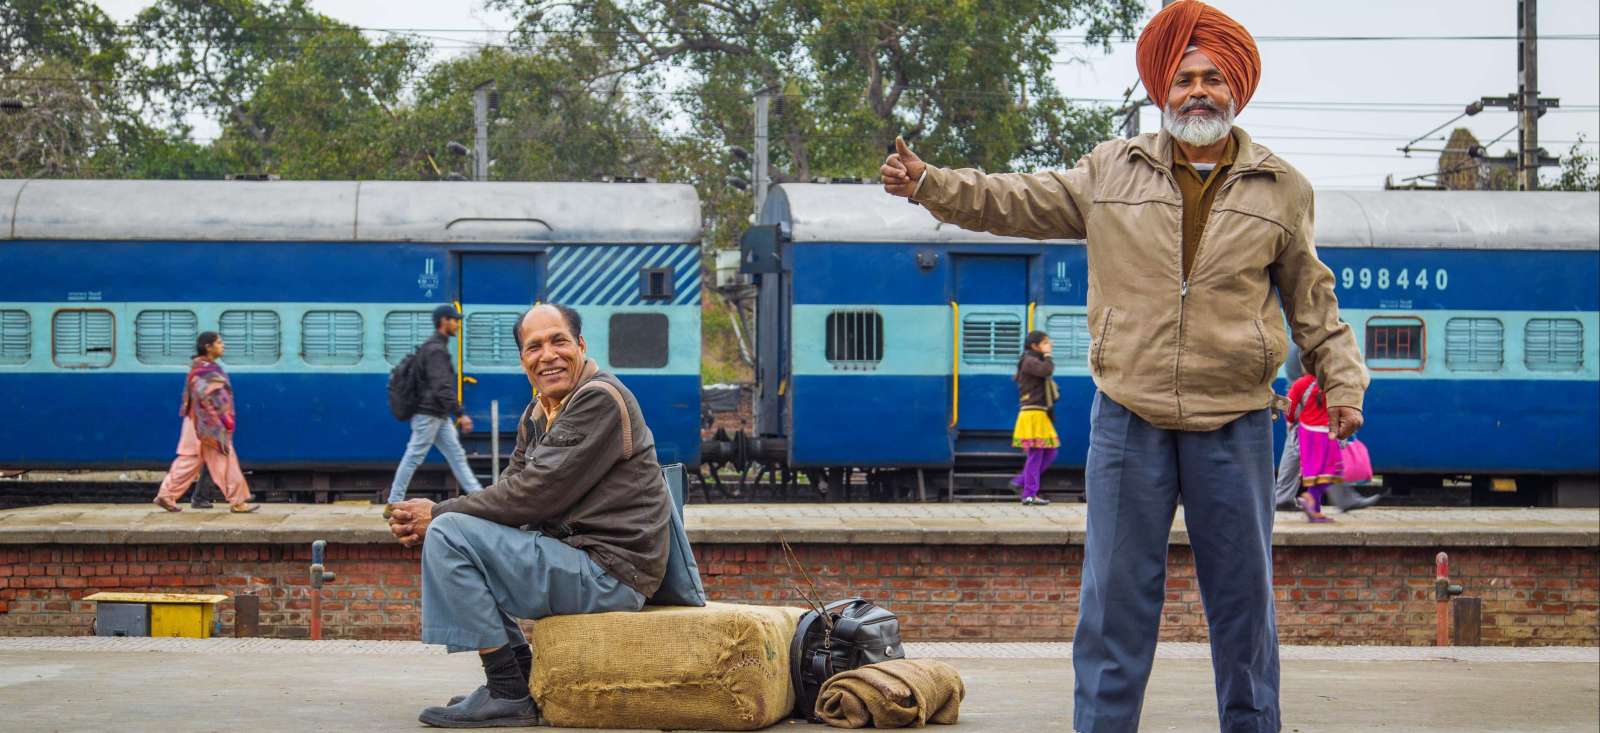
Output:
[{"xmin": 881, "ymin": 2, "xmax": 1368, "ymax": 731}]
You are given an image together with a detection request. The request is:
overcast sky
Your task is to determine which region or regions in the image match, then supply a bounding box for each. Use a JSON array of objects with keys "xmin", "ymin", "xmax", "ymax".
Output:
[{"xmin": 93, "ymin": 0, "xmax": 1599, "ymax": 190}]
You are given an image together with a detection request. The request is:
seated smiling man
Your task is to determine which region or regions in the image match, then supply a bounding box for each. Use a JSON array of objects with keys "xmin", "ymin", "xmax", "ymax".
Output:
[{"xmin": 387, "ymin": 303, "xmax": 671, "ymax": 728}]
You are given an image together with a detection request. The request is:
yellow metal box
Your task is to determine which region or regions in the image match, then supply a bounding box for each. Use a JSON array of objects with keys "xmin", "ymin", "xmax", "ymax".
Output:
[{"xmin": 85, "ymin": 592, "xmax": 228, "ymax": 638}]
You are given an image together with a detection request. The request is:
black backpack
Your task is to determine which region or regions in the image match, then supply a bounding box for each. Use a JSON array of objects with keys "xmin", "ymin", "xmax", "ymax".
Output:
[
  {"xmin": 387, "ymin": 351, "xmax": 424, "ymax": 421},
  {"xmin": 790, "ymin": 598, "xmax": 905, "ymax": 721}
]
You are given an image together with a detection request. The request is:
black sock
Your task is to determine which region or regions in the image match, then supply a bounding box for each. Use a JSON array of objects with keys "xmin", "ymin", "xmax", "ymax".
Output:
[
  {"xmin": 480, "ymin": 646, "xmax": 526, "ymax": 700},
  {"xmin": 511, "ymin": 644, "xmax": 532, "ymax": 683}
]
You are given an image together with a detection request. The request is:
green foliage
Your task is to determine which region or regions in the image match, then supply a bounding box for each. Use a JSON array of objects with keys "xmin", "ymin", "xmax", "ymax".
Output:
[
  {"xmin": 1548, "ymin": 134, "xmax": 1599, "ymax": 192},
  {"xmin": 494, "ymin": 0, "xmax": 1138, "ymax": 182}
]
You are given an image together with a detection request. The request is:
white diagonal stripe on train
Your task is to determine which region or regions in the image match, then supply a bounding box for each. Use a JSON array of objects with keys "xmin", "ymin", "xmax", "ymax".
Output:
[
  {"xmin": 598, "ymin": 243, "xmax": 676, "ymax": 306},
  {"xmin": 669, "ymin": 247, "xmax": 702, "ymax": 305},
  {"xmin": 545, "ymin": 244, "xmax": 610, "ymax": 303},
  {"xmin": 650, "ymin": 243, "xmax": 699, "ymax": 304},
  {"xmin": 583, "ymin": 244, "xmax": 660, "ymax": 306},
  {"xmin": 565, "ymin": 245, "xmax": 645, "ymax": 305},
  {"xmin": 558, "ymin": 245, "xmax": 636, "ymax": 304}
]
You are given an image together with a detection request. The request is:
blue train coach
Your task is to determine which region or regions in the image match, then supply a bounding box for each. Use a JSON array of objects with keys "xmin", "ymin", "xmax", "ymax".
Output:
[
  {"xmin": 0, "ymin": 179, "xmax": 703, "ymax": 492},
  {"xmin": 726, "ymin": 183, "xmax": 1598, "ymax": 505}
]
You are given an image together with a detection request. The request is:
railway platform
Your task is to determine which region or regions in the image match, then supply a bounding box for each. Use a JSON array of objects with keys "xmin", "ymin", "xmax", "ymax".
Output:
[
  {"xmin": 1, "ymin": 636, "xmax": 1595, "ymax": 732},
  {"xmin": 1, "ymin": 503, "xmax": 1596, "ymax": 646}
]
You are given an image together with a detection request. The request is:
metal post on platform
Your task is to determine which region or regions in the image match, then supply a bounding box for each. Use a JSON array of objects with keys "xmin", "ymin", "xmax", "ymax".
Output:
[
  {"xmin": 309, "ymin": 540, "xmax": 336, "ymax": 641},
  {"xmin": 491, "ymin": 399, "xmax": 501, "ymax": 480},
  {"xmin": 1434, "ymin": 552, "xmax": 1465, "ymax": 646}
]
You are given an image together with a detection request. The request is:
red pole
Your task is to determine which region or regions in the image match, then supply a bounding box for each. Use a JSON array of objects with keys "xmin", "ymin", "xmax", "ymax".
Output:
[
  {"xmin": 311, "ymin": 587, "xmax": 323, "ymax": 641},
  {"xmin": 1434, "ymin": 552, "xmax": 1450, "ymax": 647}
]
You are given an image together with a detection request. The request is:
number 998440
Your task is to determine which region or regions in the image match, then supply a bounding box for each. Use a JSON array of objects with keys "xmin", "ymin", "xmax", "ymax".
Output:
[{"xmin": 1338, "ymin": 267, "xmax": 1448, "ymax": 291}]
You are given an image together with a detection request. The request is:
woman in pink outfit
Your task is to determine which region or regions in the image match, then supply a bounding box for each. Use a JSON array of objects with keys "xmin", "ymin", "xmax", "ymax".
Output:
[{"xmin": 153, "ymin": 332, "xmax": 257, "ymax": 513}]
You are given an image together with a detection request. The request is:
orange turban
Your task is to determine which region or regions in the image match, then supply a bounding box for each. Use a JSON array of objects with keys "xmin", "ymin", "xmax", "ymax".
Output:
[{"xmin": 1136, "ymin": 1, "xmax": 1261, "ymax": 113}]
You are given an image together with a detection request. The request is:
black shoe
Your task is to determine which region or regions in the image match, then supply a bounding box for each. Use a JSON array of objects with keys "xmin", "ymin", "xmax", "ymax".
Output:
[
  {"xmin": 418, "ymin": 692, "xmax": 540, "ymax": 728},
  {"xmin": 189, "ymin": 497, "xmax": 214, "ymax": 509},
  {"xmin": 446, "ymin": 686, "xmax": 488, "ymax": 708}
]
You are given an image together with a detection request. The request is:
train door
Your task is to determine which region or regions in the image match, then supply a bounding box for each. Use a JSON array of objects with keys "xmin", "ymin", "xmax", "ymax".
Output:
[
  {"xmin": 951, "ymin": 255, "xmax": 1030, "ymax": 456},
  {"xmin": 457, "ymin": 252, "xmax": 543, "ymax": 439}
]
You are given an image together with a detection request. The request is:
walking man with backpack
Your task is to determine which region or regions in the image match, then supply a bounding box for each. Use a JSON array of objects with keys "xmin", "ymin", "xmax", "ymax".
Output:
[{"xmin": 389, "ymin": 304, "xmax": 484, "ymax": 503}]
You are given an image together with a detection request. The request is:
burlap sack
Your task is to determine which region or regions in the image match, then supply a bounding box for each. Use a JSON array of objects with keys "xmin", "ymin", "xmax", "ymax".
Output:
[{"xmin": 530, "ymin": 602, "xmax": 805, "ymax": 730}]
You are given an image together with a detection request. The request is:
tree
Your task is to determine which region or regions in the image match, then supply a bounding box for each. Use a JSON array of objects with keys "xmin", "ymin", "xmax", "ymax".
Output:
[
  {"xmin": 0, "ymin": 0, "xmax": 127, "ymax": 77},
  {"xmin": 406, "ymin": 44, "xmax": 675, "ymax": 183},
  {"xmin": 202, "ymin": 28, "xmax": 428, "ymax": 178},
  {"xmin": 1547, "ymin": 134, "xmax": 1598, "ymax": 192},
  {"xmin": 490, "ymin": 0, "xmax": 1141, "ymax": 247},
  {"xmin": 0, "ymin": 58, "xmax": 110, "ymax": 177}
]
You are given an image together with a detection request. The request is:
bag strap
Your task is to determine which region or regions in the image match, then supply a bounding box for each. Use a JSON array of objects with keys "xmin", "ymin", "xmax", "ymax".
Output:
[{"xmin": 573, "ymin": 379, "xmax": 634, "ymax": 460}]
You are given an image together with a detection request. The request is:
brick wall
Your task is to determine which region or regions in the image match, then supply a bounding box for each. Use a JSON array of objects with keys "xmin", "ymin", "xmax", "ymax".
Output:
[{"xmin": 1, "ymin": 543, "xmax": 1594, "ymax": 646}]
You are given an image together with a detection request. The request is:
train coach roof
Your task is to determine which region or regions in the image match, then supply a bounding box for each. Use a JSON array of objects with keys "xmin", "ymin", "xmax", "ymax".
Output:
[
  {"xmin": 0, "ymin": 179, "xmax": 701, "ymax": 244},
  {"xmin": 766, "ymin": 183, "xmax": 1599, "ymax": 250}
]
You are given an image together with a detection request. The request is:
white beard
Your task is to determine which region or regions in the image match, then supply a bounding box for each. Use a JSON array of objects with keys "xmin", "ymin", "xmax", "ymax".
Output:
[{"xmin": 1163, "ymin": 99, "xmax": 1236, "ymax": 147}]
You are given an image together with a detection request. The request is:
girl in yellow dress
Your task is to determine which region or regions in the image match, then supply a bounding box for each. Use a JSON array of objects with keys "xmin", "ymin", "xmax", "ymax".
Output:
[{"xmin": 1011, "ymin": 331, "xmax": 1060, "ymax": 505}]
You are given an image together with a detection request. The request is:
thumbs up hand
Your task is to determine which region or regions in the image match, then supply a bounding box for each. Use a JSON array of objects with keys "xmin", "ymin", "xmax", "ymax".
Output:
[{"xmin": 881, "ymin": 136, "xmax": 928, "ymax": 198}]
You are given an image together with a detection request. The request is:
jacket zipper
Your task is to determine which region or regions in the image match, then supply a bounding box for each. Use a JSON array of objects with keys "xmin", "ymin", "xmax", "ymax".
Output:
[{"xmin": 1174, "ymin": 167, "xmax": 1251, "ymax": 426}]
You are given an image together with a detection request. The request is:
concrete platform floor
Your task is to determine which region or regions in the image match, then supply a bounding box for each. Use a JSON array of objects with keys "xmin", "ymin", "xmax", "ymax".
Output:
[
  {"xmin": 1, "ymin": 639, "xmax": 1595, "ymax": 732},
  {"xmin": 2, "ymin": 502, "xmax": 1596, "ymax": 547}
]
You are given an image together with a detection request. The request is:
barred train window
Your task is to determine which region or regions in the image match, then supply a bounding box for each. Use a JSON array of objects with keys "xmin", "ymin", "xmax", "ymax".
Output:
[
  {"xmin": 962, "ymin": 312, "xmax": 1023, "ymax": 366},
  {"xmin": 0, "ymin": 310, "xmax": 30, "ymax": 365},
  {"xmin": 466, "ymin": 312, "xmax": 521, "ymax": 367},
  {"xmin": 1044, "ymin": 314, "xmax": 1092, "ymax": 365},
  {"xmin": 1364, "ymin": 317, "xmax": 1424, "ymax": 370},
  {"xmin": 1444, "ymin": 318, "xmax": 1503, "ymax": 372},
  {"xmin": 135, "ymin": 310, "xmax": 199, "ymax": 365},
  {"xmin": 383, "ymin": 311, "xmax": 433, "ymax": 365},
  {"xmin": 639, "ymin": 267, "xmax": 675, "ymax": 301},
  {"xmin": 220, "ymin": 310, "xmax": 281, "ymax": 365},
  {"xmin": 609, "ymin": 313, "xmax": 669, "ymax": 369},
  {"xmin": 301, "ymin": 310, "xmax": 363, "ymax": 365},
  {"xmin": 53, "ymin": 310, "xmax": 115, "ymax": 368},
  {"xmin": 825, "ymin": 310, "xmax": 884, "ymax": 368},
  {"xmin": 1525, "ymin": 318, "xmax": 1584, "ymax": 372}
]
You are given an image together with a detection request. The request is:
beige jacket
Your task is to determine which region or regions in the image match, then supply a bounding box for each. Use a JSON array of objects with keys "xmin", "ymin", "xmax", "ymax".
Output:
[{"xmin": 913, "ymin": 127, "xmax": 1367, "ymax": 431}]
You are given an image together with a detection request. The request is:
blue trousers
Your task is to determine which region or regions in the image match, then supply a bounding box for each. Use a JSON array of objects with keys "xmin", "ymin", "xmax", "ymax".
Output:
[
  {"xmin": 390, "ymin": 414, "xmax": 483, "ymax": 502},
  {"xmin": 1073, "ymin": 393, "xmax": 1280, "ymax": 733},
  {"xmin": 421, "ymin": 513, "xmax": 645, "ymax": 653}
]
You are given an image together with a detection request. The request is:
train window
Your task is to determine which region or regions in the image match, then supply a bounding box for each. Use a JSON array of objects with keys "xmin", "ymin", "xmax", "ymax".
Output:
[
  {"xmin": 53, "ymin": 309, "xmax": 115, "ymax": 368},
  {"xmin": 1525, "ymin": 318, "xmax": 1584, "ymax": 372},
  {"xmin": 465, "ymin": 312, "xmax": 521, "ymax": 367},
  {"xmin": 383, "ymin": 311, "xmax": 433, "ymax": 365},
  {"xmin": 962, "ymin": 313, "xmax": 1024, "ymax": 366},
  {"xmin": 301, "ymin": 311, "xmax": 364, "ymax": 365},
  {"xmin": 609, "ymin": 313, "xmax": 669, "ymax": 368},
  {"xmin": 825, "ymin": 310, "xmax": 884, "ymax": 367},
  {"xmin": 0, "ymin": 310, "xmax": 29, "ymax": 365},
  {"xmin": 639, "ymin": 267, "xmax": 675, "ymax": 301},
  {"xmin": 1363, "ymin": 316, "xmax": 1425, "ymax": 370},
  {"xmin": 219, "ymin": 310, "xmax": 281, "ymax": 365},
  {"xmin": 1044, "ymin": 314, "xmax": 1092, "ymax": 365},
  {"xmin": 134, "ymin": 310, "xmax": 199, "ymax": 365},
  {"xmin": 1444, "ymin": 318, "xmax": 1503, "ymax": 372}
]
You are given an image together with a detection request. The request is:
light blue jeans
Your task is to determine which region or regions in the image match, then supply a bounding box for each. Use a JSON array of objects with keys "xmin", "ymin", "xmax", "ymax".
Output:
[
  {"xmin": 389, "ymin": 414, "xmax": 484, "ymax": 502},
  {"xmin": 421, "ymin": 513, "xmax": 645, "ymax": 653}
]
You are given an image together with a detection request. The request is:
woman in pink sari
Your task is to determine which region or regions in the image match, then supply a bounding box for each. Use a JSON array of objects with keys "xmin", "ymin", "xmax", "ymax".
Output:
[{"xmin": 153, "ymin": 332, "xmax": 257, "ymax": 513}]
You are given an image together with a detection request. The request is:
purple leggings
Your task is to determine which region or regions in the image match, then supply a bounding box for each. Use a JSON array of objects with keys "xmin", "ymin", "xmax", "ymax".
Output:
[{"xmin": 1015, "ymin": 447, "xmax": 1059, "ymax": 498}]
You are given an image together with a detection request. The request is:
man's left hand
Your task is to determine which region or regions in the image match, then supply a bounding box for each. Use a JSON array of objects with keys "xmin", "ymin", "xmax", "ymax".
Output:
[
  {"xmin": 1328, "ymin": 406, "xmax": 1363, "ymax": 441},
  {"xmin": 387, "ymin": 498, "xmax": 436, "ymax": 548}
]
